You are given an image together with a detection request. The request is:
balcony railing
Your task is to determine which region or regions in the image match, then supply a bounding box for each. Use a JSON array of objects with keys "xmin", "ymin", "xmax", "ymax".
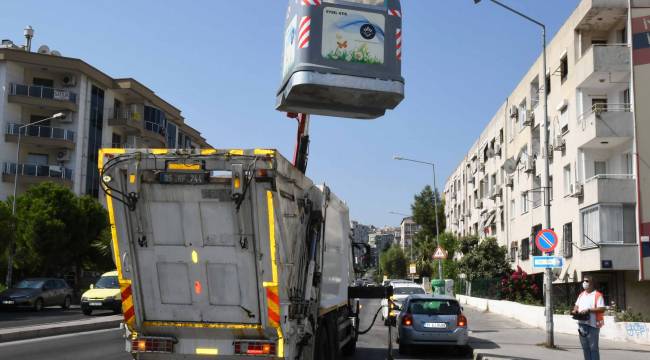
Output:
[
  {"xmin": 10, "ymin": 83, "xmax": 77, "ymax": 103},
  {"xmin": 585, "ymin": 173, "xmax": 634, "ymax": 183},
  {"xmin": 3, "ymin": 162, "xmax": 73, "ymax": 181},
  {"xmin": 6, "ymin": 123, "xmax": 75, "ymax": 142},
  {"xmin": 577, "ymin": 103, "xmax": 631, "ymax": 129}
]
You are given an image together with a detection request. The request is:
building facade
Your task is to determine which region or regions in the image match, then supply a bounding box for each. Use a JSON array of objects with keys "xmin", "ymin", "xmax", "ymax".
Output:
[
  {"xmin": 400, "ymin": 217, "xmax": 420, "ymax": 255},
  {"xmin": 443, "ymin": 0, "xmax": 650, "ymax": 312},
  {"xmin": 351, "ymin": 221, "xmax": 373, "ymax": 244},
  {"xmin": 0, "ymin": 38, "xmax": 209, "ymax": 200}
]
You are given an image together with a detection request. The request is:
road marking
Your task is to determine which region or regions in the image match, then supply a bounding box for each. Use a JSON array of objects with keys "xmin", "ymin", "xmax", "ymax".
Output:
[{"xmin": 0, "ymin": 328, "xmax": 121, "ymax": 347}]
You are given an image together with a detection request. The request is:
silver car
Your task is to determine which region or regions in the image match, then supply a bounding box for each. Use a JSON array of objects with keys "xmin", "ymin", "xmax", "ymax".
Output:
[{"xmin": 396, "ymin": 294, "xmax": 469, "ymax": 354}]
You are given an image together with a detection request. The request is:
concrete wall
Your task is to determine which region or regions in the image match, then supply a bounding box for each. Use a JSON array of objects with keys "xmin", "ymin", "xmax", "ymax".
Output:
[{"xmin": 457, "ymin": 294, "xmax": 650, "ymax": 345}]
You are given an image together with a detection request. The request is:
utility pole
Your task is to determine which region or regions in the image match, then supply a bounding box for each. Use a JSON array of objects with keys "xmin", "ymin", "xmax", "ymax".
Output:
[{"xmin": 474, "ymin": 0, "xmax": 554, "ymax": 347}]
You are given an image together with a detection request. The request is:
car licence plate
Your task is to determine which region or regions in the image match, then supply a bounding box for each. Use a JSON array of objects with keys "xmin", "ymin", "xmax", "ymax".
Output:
[
  {"xmin": 2, "ymin": 300, "xmax": 14, "ymax": 305},
  {"xmin": 424, "ymin": 322, "xmax": 447, "ymax": 328},
  {"xmin": 90, "ymin": 302, "xmax": 102, "ymax": 307}
]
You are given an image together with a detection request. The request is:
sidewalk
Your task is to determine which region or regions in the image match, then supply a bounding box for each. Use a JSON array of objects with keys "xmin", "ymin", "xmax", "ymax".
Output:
[{"xmin": 464, "ymin": 307, "xmax": 650, "ymax": 360}]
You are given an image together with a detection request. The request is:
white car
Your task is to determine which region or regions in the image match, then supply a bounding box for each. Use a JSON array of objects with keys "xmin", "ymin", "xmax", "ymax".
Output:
[{"xmin": 381, "ymin": 281, "xmax": 426, "ymax": 322}]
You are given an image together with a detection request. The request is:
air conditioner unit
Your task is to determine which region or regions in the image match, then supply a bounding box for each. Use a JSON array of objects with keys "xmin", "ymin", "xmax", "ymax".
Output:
[
  {"xmin": 553, "ymin": 135, "xmax": 566, "ymax": 151},
  {"xmin": 570, "ymin": 183, "xmax": 584, "ymax": 198},
  {"xmin": 523, "ymin": 157, "xmax": 536, "ymax": 173},
  {"xmin": 506, "ymin": 177, "xmax": 514, "ymax": 188},
  {"xmin": 56, "ymin": 149, "xmax": 71, "ymax": 162},
  {"xmin": 62, "ymin": 75, "xmax": 77, "ymax": 87},
  {"xmin": 495, "ymin": 143, "xmax": 502, "ymax": 157},
  {"xmin": 487, "ymin": 148, "xmax": 495, "ymax": 158},
  {"xmin": 510, "ymin": 105, "xmax": 519, "ymax": 119},
  {"xmin": 524, "ymin": 110, "xmax": 534, "ymax": 126}
]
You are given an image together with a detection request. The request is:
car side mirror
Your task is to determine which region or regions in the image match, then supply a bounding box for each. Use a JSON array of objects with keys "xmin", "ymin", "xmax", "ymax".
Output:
[{"xmin": 89, "ymin": 284, "xmax": 94, "ymax": 290}]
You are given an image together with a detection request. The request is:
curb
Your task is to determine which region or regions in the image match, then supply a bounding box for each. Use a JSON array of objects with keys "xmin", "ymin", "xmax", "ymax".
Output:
[{"xmin": 0, "ymin": 317, "xmax": 123, "ymax": 343}]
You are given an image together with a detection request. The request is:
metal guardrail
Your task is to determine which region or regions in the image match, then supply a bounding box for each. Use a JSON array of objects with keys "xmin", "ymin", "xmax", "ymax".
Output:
[
  {"xmin": 577, "ymin": 103, "xmax": 631, "ymax": 128},
  {"xmin": 584, "ymin": 173, "xmax": 635, "ymax": 183},
  {"xmin": 109, "ymin": 107, "xmax": 140, "ymax": 122},
  {"xmin": 2, "ymin": 162, "xmax": 73, "ymax": 180},
  {"xmin": 10, "ymin": 83, "xmax": 77, "ymax": 103},
  {"xmin": 6, "ymin": 123, "xmax": 75, "ymax": 142}
]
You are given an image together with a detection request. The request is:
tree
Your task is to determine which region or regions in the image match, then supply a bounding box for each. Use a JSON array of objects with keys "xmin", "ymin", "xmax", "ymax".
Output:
[
  {"xmin": 458, "ymin": 237, "xmax": 510, "ymax": 282},
  {"xmin": 379, "ymin": 245, "xmax": 407, "ymax": 279},
  {"xmin": 411, "ymin": 185, "xmax": 446, "ymax": 236},
  {"xmin": 0, "ymin": 200, "xmax": 15, "ymax": 256},
  {"xmin": 12, "ymin": 182, "xmax": 111, "ymax": 287}
]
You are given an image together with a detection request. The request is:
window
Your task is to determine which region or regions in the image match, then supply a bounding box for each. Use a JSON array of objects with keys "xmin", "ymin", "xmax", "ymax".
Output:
[
  {"xmin": 560, "ymin": 54, "xmax": 568, "ymax": 83},
  {"xmin": 32, "ymin": 77, "xmax": 54, "ymax": 87},
  {"xmin": 510, "ymin": 199, "xmax": 516, "ymax": 219},
  {"xmin": 531, "ymin": 224, "xmax": 543, "ymax": 256},
  {"xmin": 592, "ymin": 98, "xmax": 607, "ymax": 112},
  {"xmin": 581, "ymin": 204, "xmax": 636, "ymax": 245},
  {"xmin": 530, "ymin": 77, "xmax": 540, "ymax": 109},
  {"xmin": 532, "ymin": 175, "xmax": 542, "ymax": 208},
  {"xmin": 563, "ymin": 222, "xmax": 573, "ymax": 258},
  {"xmin": 85, "ymin": 85, "xmax": 104, "ymax": 197},
  {"xmin": 166, "ymin": 122, "xmax": 177, "ymax": 148},
  {"xmin": 559, "ymin": 105, "xmax": 569, "ymax": 134},
  {"xmin": 624, "ymin": 153, "xmax": 634, "ymax": 174},
  {"xmin": 594, "ymin": 161, "xmax": 607, "ymax": 177},
  {"xmin": 510, "ymin": 242, "xmax": 518, "ymax": 262},
  {"xmin": 563, "ymin": 165, "xmax": 572, "ymax": 195},
  {"xmin": 549, "ymin": 176, "xmax": 554, "ymax": 201},
  {"xmin": 144, "ymin": 106, "xmax": 167, "ymax": 135},
  {"xmin": 27, "ymin": 153, "xmax": 48, "ymax": 165},
  {"xmin": 112, "ymin": 133, "xmax": 122, "ymax": 148},
  {"xmin": 521, "ymin": 191, "xmax": 529, "ymax": 214},
  {"xmin": 518, "ymin": 100, "xmax": 527, "ymax": 130},
  {"xmin": 623, "ymin": 89, "xmax": 631, "ymax": 105},
  {"xmin": 545, "ymin": 73, "xmax": 552, "ymax": 96},
  {"xmin": 520, "ymin": 239, "xmax": 530, "ymax": 260},
  {"xmin": 591, "ymin": 39, "xmax": 607, "ymax": 45}
]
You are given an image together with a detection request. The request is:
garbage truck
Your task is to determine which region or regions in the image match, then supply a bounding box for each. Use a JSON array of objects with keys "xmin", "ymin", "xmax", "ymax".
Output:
[{"xmin": 100, "ymin": 148, "xmax": 368, "ymax": 359}]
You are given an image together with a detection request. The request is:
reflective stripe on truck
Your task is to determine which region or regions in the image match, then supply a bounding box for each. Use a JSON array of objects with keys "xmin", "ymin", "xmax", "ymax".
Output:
[{"xmin": 264, "ymin": 190, "xmax": 284, "ymax": 357}]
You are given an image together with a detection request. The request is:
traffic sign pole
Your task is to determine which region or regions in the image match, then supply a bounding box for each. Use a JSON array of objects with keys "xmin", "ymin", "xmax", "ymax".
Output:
[{"xmin": 536, "ymin": 228, "xmax": 558, "ymax": 349}]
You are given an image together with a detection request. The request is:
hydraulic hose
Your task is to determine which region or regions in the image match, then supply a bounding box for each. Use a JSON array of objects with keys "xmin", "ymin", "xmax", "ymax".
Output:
[{"xmin": 357, "ymin": 305, "xmax": 386, "ymax": 335}]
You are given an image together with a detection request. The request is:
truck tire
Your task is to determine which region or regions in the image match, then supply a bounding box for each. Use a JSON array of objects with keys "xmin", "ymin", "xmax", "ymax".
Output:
[{"xmin": 341, "ymin": 336, "xmax": 356, "ymax": 356}]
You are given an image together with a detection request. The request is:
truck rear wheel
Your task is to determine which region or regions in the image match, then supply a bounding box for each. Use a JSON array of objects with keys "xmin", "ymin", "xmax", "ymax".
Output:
[
  {"xmin": 341, "ymin": 336, "xmax": 356, "ymax": 356},
  {"xmin": 315, "ymin": 321, "xmax": 332, "ymax": 360}
]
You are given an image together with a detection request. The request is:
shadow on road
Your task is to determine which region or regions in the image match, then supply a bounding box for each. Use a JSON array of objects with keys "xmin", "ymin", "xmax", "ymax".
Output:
[{"xmin": 353, "ymin": 344, "xmax": 475, "ymax": 359}]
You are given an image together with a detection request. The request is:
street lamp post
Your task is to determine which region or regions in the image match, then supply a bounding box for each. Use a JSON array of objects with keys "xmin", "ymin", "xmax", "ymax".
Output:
[
  {"xmin": 474, "ymin": 0, "xmax": 554, "ymax": 347},
  {"xmin": 393, "ymin": 156, "xmax": 442, "ymax": 280},
  {"xmin": 6, "ymin": 112, "xmax": 66, "ymax": 287}
]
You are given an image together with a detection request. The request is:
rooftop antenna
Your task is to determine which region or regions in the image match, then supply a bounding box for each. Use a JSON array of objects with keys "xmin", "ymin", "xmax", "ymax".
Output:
[{"xmin": 23, "ymin": 25, "xmax": 33, "ymax": 52}]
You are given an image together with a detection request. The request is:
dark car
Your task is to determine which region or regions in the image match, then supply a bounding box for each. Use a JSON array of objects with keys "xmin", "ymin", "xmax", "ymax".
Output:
[
  {"xmin": 0, "ymin": 278, "xmax": 73, "ymax": 311},
  {"xmin": 396, "ymin": 295, "xmax": 469, "ymax": 354}
]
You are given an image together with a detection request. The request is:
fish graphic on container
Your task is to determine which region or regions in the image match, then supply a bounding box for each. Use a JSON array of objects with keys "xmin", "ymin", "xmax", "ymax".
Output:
[{"xmin": 277, "ymin": 0, "xmax": 404, "ymax": 119}]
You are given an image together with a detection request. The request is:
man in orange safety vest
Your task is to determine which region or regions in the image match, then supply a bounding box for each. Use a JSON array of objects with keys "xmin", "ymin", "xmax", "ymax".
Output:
[{"xmin": 572, "ymin": 275, "xmax": 606, "ymax": 360}]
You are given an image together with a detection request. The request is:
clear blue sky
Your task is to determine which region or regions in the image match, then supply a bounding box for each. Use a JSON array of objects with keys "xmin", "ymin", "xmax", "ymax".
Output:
[{"xmin": 1, "ymin": 0, "xmax": 579, "ymax": 227}]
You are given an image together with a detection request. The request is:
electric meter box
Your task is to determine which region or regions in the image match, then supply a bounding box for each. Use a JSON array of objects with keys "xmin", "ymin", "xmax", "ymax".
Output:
[{"xmin": 277, "ymin": 0, "xmax": 404, "ymax": 119}]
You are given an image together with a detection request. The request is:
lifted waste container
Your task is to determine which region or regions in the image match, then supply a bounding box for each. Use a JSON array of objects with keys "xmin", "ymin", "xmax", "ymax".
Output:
[{"xmin": 277, "ymin": 0, "xmax": 404, "ymax": 119}]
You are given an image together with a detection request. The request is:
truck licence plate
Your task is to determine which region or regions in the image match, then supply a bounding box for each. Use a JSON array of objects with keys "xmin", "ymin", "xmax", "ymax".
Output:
[
  {"xmin": 2, "ymin": 300, "xmax": 14, "ymax": 305},
  {"xmin": 90, "ymin": 302, "xmax": 102, "ymax": 307},
  {"xmin": 424, "ymin": 322, "xmax": 447, "ymax": 328}
]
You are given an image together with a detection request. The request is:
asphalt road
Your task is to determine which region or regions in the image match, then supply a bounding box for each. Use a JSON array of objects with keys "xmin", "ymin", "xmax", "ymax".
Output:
[
  {"xmin": 0, "ymin": 299, "xmax": 480, "ymax": 359},
  {"xmin": 0, "ymin": 305, "xmax": 117, "ymax": 329}
]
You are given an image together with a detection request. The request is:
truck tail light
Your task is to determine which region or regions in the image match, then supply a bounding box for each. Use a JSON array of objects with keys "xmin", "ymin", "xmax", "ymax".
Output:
[
  {"xmin": 457, "ymin": 314, "xmax": 468, "ymax": 327},
  {"xmin": 233, "ymin": 341, "xmax": 276, "ymax": 356},
  {"xmin": 131, "ymin": 336, "xmax": 174, "ymax": 353},
  {"xmin": 401, "ymin": 314, "xmax": 413, "ymax": 327}
]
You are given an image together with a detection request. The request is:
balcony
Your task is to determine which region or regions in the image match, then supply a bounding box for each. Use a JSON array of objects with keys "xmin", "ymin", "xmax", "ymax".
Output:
[
  {"xmin": 2, "ymin": 162, "xmax": 73, "ymax": 187},
  {"xmin": 578, "ymin": 244, "xmax": 639, "ymax": 271},
  {"xmin": 581, "ymin": 174, "xmax": 636, "ymax": 207},
  {"xmin": 5, "ymin": 123, "xmax": 75, "ymax": 149},
  {"xmin": 8, "ymin": 84, "xmax": 77, "ymax": 111},
  {"xmin": 107, "ymin": 108, "xmax": 143, "ymax": 135},
  {"xmin": 575, "ymin": 103, "xmax": 633, "ymax": 148},
  {"xmin": 575, "ymin": 45, "xmax": 630, "ymax": 89},
  {"xmin": 142, "ymin": 121, "xmax": 166, "ymax": 145}
]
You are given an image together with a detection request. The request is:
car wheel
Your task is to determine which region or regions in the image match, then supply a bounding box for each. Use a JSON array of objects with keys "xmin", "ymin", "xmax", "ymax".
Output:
[
  {"xmin": 398, "ymin": 343, "xmax": 409, "ymax": 355},
  {"xmin": 82, "ymin": 308, "xmax": 92, "ymax": 316},
  {"xmin": 61, "ymin": 296, "xmax": 71, "ymax": 310},
  {"xmin": 33, "ymin": 298, "xmax": 44, "ymax": 312}
]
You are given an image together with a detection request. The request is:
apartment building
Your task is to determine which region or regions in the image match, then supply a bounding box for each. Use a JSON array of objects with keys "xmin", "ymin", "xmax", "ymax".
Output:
[
  {"xmin": 443, "ymin": 0, "xmax": 650, "ymax": 313},
  {"xmin": 351, "ymin": 221, "xmax": 373, "ymax": 244},
  {"xmin": 400, "ymin": 217, "xmax": 420, "ymax": 254},
  {"xmin": 0, "ymin": 32, "xmax": 209, "ymax": 199}
]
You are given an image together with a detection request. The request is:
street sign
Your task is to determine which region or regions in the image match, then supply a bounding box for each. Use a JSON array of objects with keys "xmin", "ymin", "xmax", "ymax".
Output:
[
  {"xmin": 532, "ymin": 256, "xmax": 564, "ymax": 268},
  {"xmin": 409, "ymin": 263, "xmax": 416, "ymax": 274},
  {"xmin": 432, "ymin": 247, "xmax": 447, "ymax": 260},
  {"xmin": 535, "ymin": 229, "xmax": 558, "ymax": 254}
]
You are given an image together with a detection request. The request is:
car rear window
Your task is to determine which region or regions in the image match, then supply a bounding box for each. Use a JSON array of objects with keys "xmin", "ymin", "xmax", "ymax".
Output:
[
  {"xmin": 393, "ymin": 287, "xmax": 425, "ymax": 295},
  {"xmin": 408, "ymin": 299, "xmax": 460, "ymax": 315}
]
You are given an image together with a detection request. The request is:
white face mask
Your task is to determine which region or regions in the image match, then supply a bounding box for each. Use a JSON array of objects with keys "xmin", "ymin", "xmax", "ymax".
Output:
[{"xmin": 582, "ymin": 281, "xmax": 590, "ymax": 290}]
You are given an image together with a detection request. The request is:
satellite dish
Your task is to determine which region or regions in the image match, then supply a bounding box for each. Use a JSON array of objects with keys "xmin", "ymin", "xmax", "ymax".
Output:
[
  {"xmin": 50, "ymin": 50, "xmax": 61, "ymax": 56},
  {"xmin": 503, "ymin": 157, "xmax": 517, "ymax": 174},
  {"xmin": 37, "ymin": 45, "xmax": 50, "ymax": 54}
]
